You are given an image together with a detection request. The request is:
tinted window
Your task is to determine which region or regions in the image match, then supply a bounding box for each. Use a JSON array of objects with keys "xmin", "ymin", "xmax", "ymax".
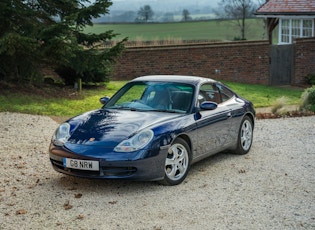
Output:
[
  {"xmin": 216, "ymin": 84, "xmax": 235, "ymax": 102},
  {"xmin": 199, "ymin": 84, "xmax": 221, "ymax": 104},
  {"xmin": 105, "ymin": 81, "xmax": 194, "ymax": 113}
]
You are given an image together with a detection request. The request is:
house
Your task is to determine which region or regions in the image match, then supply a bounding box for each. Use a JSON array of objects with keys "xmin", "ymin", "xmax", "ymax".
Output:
[{"xmin": 256, "ymin": 0, "xmax": 315, "ymax": 44}]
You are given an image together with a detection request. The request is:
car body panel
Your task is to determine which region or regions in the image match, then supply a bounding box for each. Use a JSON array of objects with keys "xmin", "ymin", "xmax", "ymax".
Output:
[
  {"xmin": 49, "ymin": 75, "xmax": 255, "ymax": 181},
  {"xmin": 194, "ymin": 105, "xmax": 232, "ymax": 162},
  {"xmin": 64, "ymin": 109, "xmax": 185, "ymax": 151}
]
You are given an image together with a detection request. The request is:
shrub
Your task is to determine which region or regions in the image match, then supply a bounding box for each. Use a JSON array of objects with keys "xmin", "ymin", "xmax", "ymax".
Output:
[
  {"xmin": 233, "ymin": 36, "xmax": 246, "ymax": 41},
  {"xmin": 301, "ymin": 86, "xmax": 315, "ymax": 112},
  {"xmin": 55, "ymin": 65, "xmax": 110, "ymax": 86},
  {"xmin": 305, "ymin": 73, "xmax": 315, "ymax": 85},
  {"xmin": 271, "ymin": 96, "xmax": 287, "ymax": 114}
]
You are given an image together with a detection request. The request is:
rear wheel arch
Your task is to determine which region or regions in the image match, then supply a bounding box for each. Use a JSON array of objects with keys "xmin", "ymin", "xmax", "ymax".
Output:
[
  {"xmin": 233, "ymin": 115, "xmax": 254, "ymax": 155},
  {"xmin": 245, "ymin": 112, "xmax": 255, "ymax": 128}
]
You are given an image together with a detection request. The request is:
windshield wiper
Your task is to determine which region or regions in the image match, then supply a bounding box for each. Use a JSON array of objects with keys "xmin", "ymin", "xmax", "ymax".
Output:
[
  {"xmin": 107, "ymin": 105, "xmax": 132, "ymax": 110},
  {"xmin": 148, "ymin": 109, "xmax": 177, "ymax": 113},
  {"xmin": 115, "ymin": 106, "xmax": 148, "ymax": 112}
]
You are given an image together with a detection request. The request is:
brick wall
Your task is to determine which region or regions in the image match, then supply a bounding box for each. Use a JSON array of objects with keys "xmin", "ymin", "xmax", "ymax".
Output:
[
  {"xmin": 111, "ymin": 38, "xmax": 315, "ymax": 85},
  {"xmin": 294, "ymin": 37, "xmax": 315, "ymax": 85}
]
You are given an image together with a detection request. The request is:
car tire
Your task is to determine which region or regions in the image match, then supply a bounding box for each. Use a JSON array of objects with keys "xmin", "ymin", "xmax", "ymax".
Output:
[
  {"xmin": 234, "ymin": 116, "xmax": 253, "ymax": 155},
  {"xmin": 159, "ymin": 137, "xmax": 191, "ymax": 186}
]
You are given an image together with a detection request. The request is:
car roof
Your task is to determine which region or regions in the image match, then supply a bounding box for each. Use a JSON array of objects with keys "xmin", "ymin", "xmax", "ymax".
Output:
[{"xmin": 131, "ymin": 75, "xmax": 217, "ymax": 86}]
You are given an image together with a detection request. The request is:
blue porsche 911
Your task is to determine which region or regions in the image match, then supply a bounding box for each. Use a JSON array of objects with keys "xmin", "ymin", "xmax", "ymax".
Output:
[{"xmin": 49, "ymin": 75, "xmax": 255, "ymax": 185}]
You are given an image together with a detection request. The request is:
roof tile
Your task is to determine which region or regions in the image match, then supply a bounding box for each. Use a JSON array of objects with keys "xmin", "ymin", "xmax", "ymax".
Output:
[{"xmin": 257, "ymin": 0, "xmax": 315, "ymax": 14}]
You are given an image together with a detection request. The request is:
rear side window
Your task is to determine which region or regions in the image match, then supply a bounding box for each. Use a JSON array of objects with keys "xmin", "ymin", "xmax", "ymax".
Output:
[
  {"xmin": 199, "ymin": 84, "xmax": 221, "ymax": 104},
  {"xmin": 216, "ymin": 84, "xmax": 235, "ymax": 102}
]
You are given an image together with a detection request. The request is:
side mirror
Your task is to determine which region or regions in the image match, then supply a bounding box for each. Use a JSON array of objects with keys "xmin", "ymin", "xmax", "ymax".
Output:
[
  {"xmin": 200, "ymin": 101, "xmax": 218, "ymax": 110},
  {"xmin": 100, "ymin": 96, "xmax": 110, "ymax": 105}
]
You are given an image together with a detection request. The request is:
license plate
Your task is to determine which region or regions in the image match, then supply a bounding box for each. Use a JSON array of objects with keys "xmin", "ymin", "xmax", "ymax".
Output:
[{"xmin": 63, "ymin": 158, "xmax": 99, "ymax": 171}]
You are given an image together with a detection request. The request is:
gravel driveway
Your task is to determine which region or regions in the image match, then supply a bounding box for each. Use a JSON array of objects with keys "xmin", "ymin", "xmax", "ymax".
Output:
[{"xmin": 0, "ymin": 112, "xmax": 314, "ymax": 230}]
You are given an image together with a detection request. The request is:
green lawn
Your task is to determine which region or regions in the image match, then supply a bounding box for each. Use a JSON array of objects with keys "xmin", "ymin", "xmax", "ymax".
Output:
[
  {"xmin": 0, "ymin": 81, "xmax": 304, "ymax": 117},
  {"xmin": 224, "ymin": 82, "xmax": 303, "ymax": 108},
  {"xmin": 84, "ymin": 19, "xmax": 268, "ymax": 41}
]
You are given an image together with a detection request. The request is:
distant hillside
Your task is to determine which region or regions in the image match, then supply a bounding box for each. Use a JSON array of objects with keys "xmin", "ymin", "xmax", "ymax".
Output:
[{"xmin": 85, "ymin": 19, "xmax": 268, "ymax": 42}]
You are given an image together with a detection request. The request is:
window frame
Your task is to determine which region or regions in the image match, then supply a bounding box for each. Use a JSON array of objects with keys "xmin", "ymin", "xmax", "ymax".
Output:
[{"xmin": 278, "ymin": 18, "xmax": 314, "ymax": 44}]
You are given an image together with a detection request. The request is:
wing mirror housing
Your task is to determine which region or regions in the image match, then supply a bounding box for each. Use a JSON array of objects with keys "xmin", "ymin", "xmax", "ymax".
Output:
[
  {"xmin": 200, "ymin": 101, "xmax": 218, "ymax": 110},
  {"xmin": 100, "ymin": 96, "xmax": 110, "ymax": 105}
]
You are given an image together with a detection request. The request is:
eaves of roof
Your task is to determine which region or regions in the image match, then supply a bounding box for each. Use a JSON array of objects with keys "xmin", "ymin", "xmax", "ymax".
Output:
[{"xmin": 255, "ymin": 12, "xmax": 315, "ymax": 16}]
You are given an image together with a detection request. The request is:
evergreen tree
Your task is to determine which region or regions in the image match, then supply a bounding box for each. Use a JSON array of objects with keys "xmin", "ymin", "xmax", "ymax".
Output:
[{"xmin": 0, "ymin": 0, "xmax": 126, "ymax": 84}]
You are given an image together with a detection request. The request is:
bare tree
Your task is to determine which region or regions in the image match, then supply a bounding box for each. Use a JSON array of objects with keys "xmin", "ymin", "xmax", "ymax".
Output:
[
  {"xmin": 256, "ymin": 0, "xmax": 268, "ymax": 39},
  {"xmin": 136, "ymin": 5, "xmax": 154, "ymax": 23},
  {"xmin": 182, "ymin": 9, "xmax": 192, "ymax": 21},
  {"xmin": 215, "ymin": 0, "xmax": 256, "ymax": 40}
]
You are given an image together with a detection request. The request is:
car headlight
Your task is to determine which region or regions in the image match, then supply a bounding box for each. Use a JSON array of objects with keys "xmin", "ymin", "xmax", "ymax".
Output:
[
  {"xmin": 52, "ymin": 122, "xmax": 71, "ymax": 146},
  {"xmin": 114, "ymin": 130, "xmax": 154, "ymax": 152}
]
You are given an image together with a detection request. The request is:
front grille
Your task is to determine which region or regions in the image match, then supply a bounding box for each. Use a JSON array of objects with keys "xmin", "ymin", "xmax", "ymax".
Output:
[{"xmin": 100, "ymin": 166, "xmax": 137, "ymax": 176}]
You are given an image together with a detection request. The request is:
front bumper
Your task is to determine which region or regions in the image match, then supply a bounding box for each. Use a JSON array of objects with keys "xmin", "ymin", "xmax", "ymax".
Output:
[{"xmin": 49, "ymin": 143, "xmax": 169, "ymax": 181}]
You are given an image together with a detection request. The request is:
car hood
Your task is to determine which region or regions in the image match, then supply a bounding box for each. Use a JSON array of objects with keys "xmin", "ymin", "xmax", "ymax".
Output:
[{"xmin": 65, "ymin": 108, "xmax": 182, "ymax": 148}]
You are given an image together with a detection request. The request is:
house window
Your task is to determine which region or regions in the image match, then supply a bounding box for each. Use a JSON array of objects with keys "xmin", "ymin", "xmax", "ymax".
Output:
[
  {"xmin": 279, "ymin": 18, "xmax": 314, "ymax": 44},
  {"xmin": 303, "ymin": 20, "xmax": 313, "ymax": 37},
  {"xmin": 280, "ymin": 19, "xmax": 290, "ymax": 43}
]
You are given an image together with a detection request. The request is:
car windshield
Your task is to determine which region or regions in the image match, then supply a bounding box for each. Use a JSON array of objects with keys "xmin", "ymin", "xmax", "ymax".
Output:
[{"xmin": 104, "ymin": 81, "xmax": 194, "ymax": 113}]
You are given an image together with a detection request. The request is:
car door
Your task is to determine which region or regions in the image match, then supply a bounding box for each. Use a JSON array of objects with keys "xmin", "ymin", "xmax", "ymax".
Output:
[
  {"xmin": 216, "ymin": 83, "xmax": 247, "ymax": 140},
  {"xmin": 194, "ymin": 83, "xmax": 232, "ymax": 159}
]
